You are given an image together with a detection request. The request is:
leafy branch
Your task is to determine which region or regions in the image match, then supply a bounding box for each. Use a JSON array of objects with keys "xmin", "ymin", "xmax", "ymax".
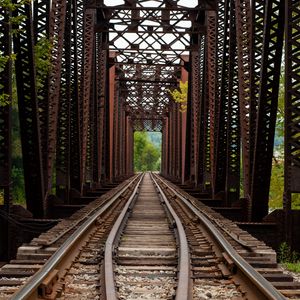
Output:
[
  {"xmin": 0, "ymin": 1, "xmax": 52, "ymax": 105},
  {"xmin": 168, "ymin": 81, "xmax": 188, "ymax": 112},
  {"xmin": 0, "ymin": 0, "xmax": 31, "ymax": 106}
]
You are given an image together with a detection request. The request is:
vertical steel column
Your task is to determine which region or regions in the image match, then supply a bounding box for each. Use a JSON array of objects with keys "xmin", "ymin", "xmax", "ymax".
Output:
[
  {"xmin": 161, "ymin": 126, "xmax": 164, "ymax": 176},
  {"xmin": 56, "ymin": 0, "xmax": 72, "ymax": 201},
  {"xmin": 86, "ymin": 39, "xmax": 97, "ymax": 185},
  {"xmin": 235, "ymin": 0, "xmax": 252, "ymax": 205},
  {"xmin": 33, "ymin": 0, "xmax": 50, "ymax": 188},
  {"xmin": 103, "ymin": 54, "xmax": 110, "ymax": 182},
  {"xmin": 168, "ymin": 115, "xmax": 172, "ymax": 177},
  {"xmin": 46, "ymin": 0, "xmax": 67, "ymax": 202},
  {"xmin": 0, "ymin": 5, "xmax": 12, "ymax": 260},
  {"xmin": 250, "ymin": 0, "xmax": 265, "ymax": 179},
  {"xmin": 212, "ymin": 0, "xmax": 226, "ymax": 193},
  {"xmin": 92, "ymin": 34, "xmax": 101, "ymax": 186},
  {"xmin": 214, "ymin": 0, "xmax": 230, "ymax": 197},
  {"xmin": 226, "ymin": 0, "xmax": 240, "ymax": 205},
  {"xmin": 171, "ymin": 105, "xmax": 176, "ymax": 178},
  {"xmin": 69, "ymin": 0, "xmax": 82, "ymax": 194},
  {"xmin": 175, "ymin": 102, "xmax": 180, "ymax": 179},
  {"xmin": 198, "ymin": 34, "xmax": 209, "ymax": 191},
  {"xmin": 129, "ymin": 125, "xmax": 134, "ymax": 175},
  {"xmin": 108, "ymin": 52, "xmax": 116, "ymax": 182},
  {"xmin": 0, "ymin": 5, "xmax": 12, "ymax": 206},
  {"xmin": 80, "ymin": 8, "xmax": 95, "ymax": 189},
  {"xmin": 12, "ymin": 0, "xmax": 45, "ymax": 217},
  {"xmin": 214, "ymin": 0, "xmax": 240, "ymax": 203},
  {"xmin": 55, "ymin": 0, "xmax": 82, "ymax": 197},
  {"xmin": 113, "ymin": 75, "xmax": 120, "ymax": 180},
  {"xmin": 284, "ymin": 0, "xmax": 300, "ymax": 228},
  {"xmin": 190, "ymin": 50, "xmax": 201, "ymax": 185},
  {"xmin": 169, "ymin": 110, "xmax": 172, "ymax": 178},
  {"xmin": 205, "ymin": 11, "xmax": 217, "ymax": 192},
  {"xmin": 165, "ymin": 117, "xmax": 170, "ymax": 177},
  {"xmin": 120, "ymin": 107, "xmax": 126, "ymax": 178},
  {"xmin": 251, "ymin": 0, "xmax": 285, "ymax": 221},
  {"xmin": 96, "ymin": 34, "xmax": 107, "ymax": 185},
  {"xmin": 180, "ymin": 63, "xmax": 188, "ymax": 183},
  {"xmin": 184, "ymin": 64, "xmax": 192, "ymax": 183},
  {"xmin": 169, "ymin": 105, "xmax": 173, "ymax": 178}
]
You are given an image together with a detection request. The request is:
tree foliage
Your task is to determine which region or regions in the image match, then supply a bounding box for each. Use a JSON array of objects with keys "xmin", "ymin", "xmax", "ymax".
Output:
[
  {"xmin": 0, "ymin": 1, "xmax": 51, "ymax": 203},
  {"xmin": 134, "ymin": 132, "xmax": 161, "ymax": 172},
  {"xmin": 35, "ymin": 36, "xmax": 52, "ymax": 92},
  {"xmin": 269, "ymin": 67, "xmax": 300, "ymax": 210},
  {"xmin": 168, "ymin": 81, "xmax": 188, "ymax": 112},
  {"xmin": 0, "ymin": 0, "xmax": 45, "ymax": 106}
]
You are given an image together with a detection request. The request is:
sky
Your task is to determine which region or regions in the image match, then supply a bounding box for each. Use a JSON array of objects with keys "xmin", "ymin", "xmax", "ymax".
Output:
[{"xmin": 104, "ymin": 0, "xmax": 199, "ymax": 8}]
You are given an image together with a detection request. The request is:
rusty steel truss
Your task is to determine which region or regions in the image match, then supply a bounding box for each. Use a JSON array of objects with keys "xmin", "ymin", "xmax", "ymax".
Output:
[{"xmin": 0, "ymin": 0, "xmax": 299, "ymax": 249}]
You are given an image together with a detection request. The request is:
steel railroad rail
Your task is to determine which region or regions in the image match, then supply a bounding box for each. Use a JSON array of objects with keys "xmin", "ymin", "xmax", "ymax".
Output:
[
  {"xmin": 104, "ymin": 172, "xmax": 190, "ymax": 300},
  {"xmin": 153, "ymin": 173, "xmax": 286, "ymax": 300},
  {"xmin": 4, "ymin": 172, "xmax": 296, "ymax": 299},
  {"xmin": 9, "ymin": 174, "xmax": 143, "ymax": 300}
]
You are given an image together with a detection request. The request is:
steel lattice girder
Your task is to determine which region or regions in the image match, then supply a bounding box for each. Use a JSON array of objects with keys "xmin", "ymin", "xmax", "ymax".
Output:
[
  {"xmin": 56, "ymin": 0, "xmax": 73, "ymax": 200},
  {"xmin": 250, "ymin": 0, "xmax": 284, "ymax": 221},
  {"xmin": 0, "ymin": 6, "xmax": 12, "ymax": 260},
  {"xmin": 53, "ymin": 0, "xmax": 83, "ymax": 197},
  {"xmin": 94, "ymin": 0, "xmax": 210, "ymax": 132},
  {"xmin": 117, "ymin": 64, "xmax": 179, "ymax": 129},
  {"xmin": 80, "ymin": 9, "xmax": 96, "ymax": 190},
  {"xmin": 33, "ymin": 0, "xmax": 50, "ymax": 187},
  {"xmin": 214, "ymin": 0, "xmax": 231, "ymax": 196},
  {"xmin": 284, "ymin": 1, "xmax": 300, "ymax": 210},
  {"xmin": 204, "ymin": 11, "xmax": 216, "ymax": 190},
  {"xmin": 214, "ymin": 0, "xmax": 240, "ymax": 203},
  {"xmin": 12, "ymin": 0, "xmax": 46, "ymax": 217},
  {"xmin": 46, "ymin": 0, "xmax": 67, "ymax": 193},
  {"xmin": 0, "ymin": 6, "xmax": 12, "ymax": 207}
]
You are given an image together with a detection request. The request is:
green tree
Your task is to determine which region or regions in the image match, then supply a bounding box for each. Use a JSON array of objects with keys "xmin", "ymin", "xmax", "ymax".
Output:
[
  {"xmin": 269, "ymin": 68, "xmax": 300, "ymax": 210},
  {"xmin": 168, "ymin": 81, "xmax": 188, "ymax": 112},
  {"xmin": 0, "ymin": 0, "xmax": 31, "ymax": 106},
  {"xmin": 134, "ymin": 132, "xmax": 161, "ymax": 171},
  {"xmin": 0, "ymin": 1, "xmax": 52, "ymax": 203}
]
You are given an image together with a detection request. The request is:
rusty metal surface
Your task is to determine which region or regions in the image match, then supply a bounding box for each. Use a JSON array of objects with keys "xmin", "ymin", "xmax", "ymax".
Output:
[
  {"xmin": 225, "ymin": 0, "xmax": 240, "ymax": 205},
  {"xmin": 250, "ymin": 0, "xmax": 285, "ymax": 221},
  {"xmin": 55, "ymin": 0, "xmax": 72, "ymax": 201},
  {"xmin": 214, "ymin": 0, "xmax": 231, "ymax": 197},
  {"xmin": 95, "ymin": 0, "xmax": 206, "ymax": 132},
  {"xmin": 235, "ymin": 0, "xmax": 252, "ymax": 201},
  {"xmin": 0, "ymin": 6, "xmax": 12, "ymax": 207},
  {"xmin": 33, "ymin": 0, "xmax": 50, "ymax": 186},
  {"xmin": 12, "ymin": 0, "xmax": 45, "ymax": 217},
  {"xmin": 205, "ymin": 11, "xmax": 216, "ymax": 190},
  {"xmin": 2, "ymin": 0, "xmax": 298, "ymax": 238},
  {"xmin": 284, "ymin": 1, "xmax": 300, "ymax": 214},
  {"xmin": 155, "ymin": 174, "xmax": 286, "ymax": 300},
  {"xmin": 8, "ymin": 175, "xmax": 141, "ymax": 300},
  {"xmin": 80, "ymin": 9, "xmax": 95, "ymax": 189},
  {"xmin": 0, "ymin": 5, "xmax": 12, "ymax": 261},
  {"xmin": 46, "ymin": 0, "xmax": 67, "ymax": 195}
]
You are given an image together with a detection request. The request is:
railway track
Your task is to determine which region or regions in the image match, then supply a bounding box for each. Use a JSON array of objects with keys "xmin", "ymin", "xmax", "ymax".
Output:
[
  {"xmin": 105, "ymin": 172, "xmax": 189, "ymax": 300},
  {"xmin": 0, "ymin": 174, "xmax": 142, "ymax": 299},
  {"xmin": 152, "ymin": 173, "xmax": 300, "ymax": 299},
  {"xmin": 0, "ymin": 172, "xmax": 299, "ymax": 299}
]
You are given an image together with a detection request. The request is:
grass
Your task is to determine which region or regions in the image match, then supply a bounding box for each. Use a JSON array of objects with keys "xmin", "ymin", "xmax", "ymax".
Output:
[
  {"xmin": 283, "ymin": 262, "xmax": 300, "ymax": 273},
  {"xmin": 278, "ymin": 242, "xmax": 300, "ymax": 273}
]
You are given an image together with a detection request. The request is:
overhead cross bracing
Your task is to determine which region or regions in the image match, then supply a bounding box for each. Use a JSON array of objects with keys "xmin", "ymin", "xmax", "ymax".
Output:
[
  {"xmin": 117, "ymin": 64, "xmax": 179, "ymax": 131},
  {"xmin": 90, "ymin": 0, "xmax": 213, "ymax": 131}
]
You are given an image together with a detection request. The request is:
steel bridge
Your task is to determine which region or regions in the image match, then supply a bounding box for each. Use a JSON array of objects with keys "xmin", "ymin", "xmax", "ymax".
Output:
[{"xmin": 0, "ymin": 0, "xmax": 299, "ymax": 260}]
